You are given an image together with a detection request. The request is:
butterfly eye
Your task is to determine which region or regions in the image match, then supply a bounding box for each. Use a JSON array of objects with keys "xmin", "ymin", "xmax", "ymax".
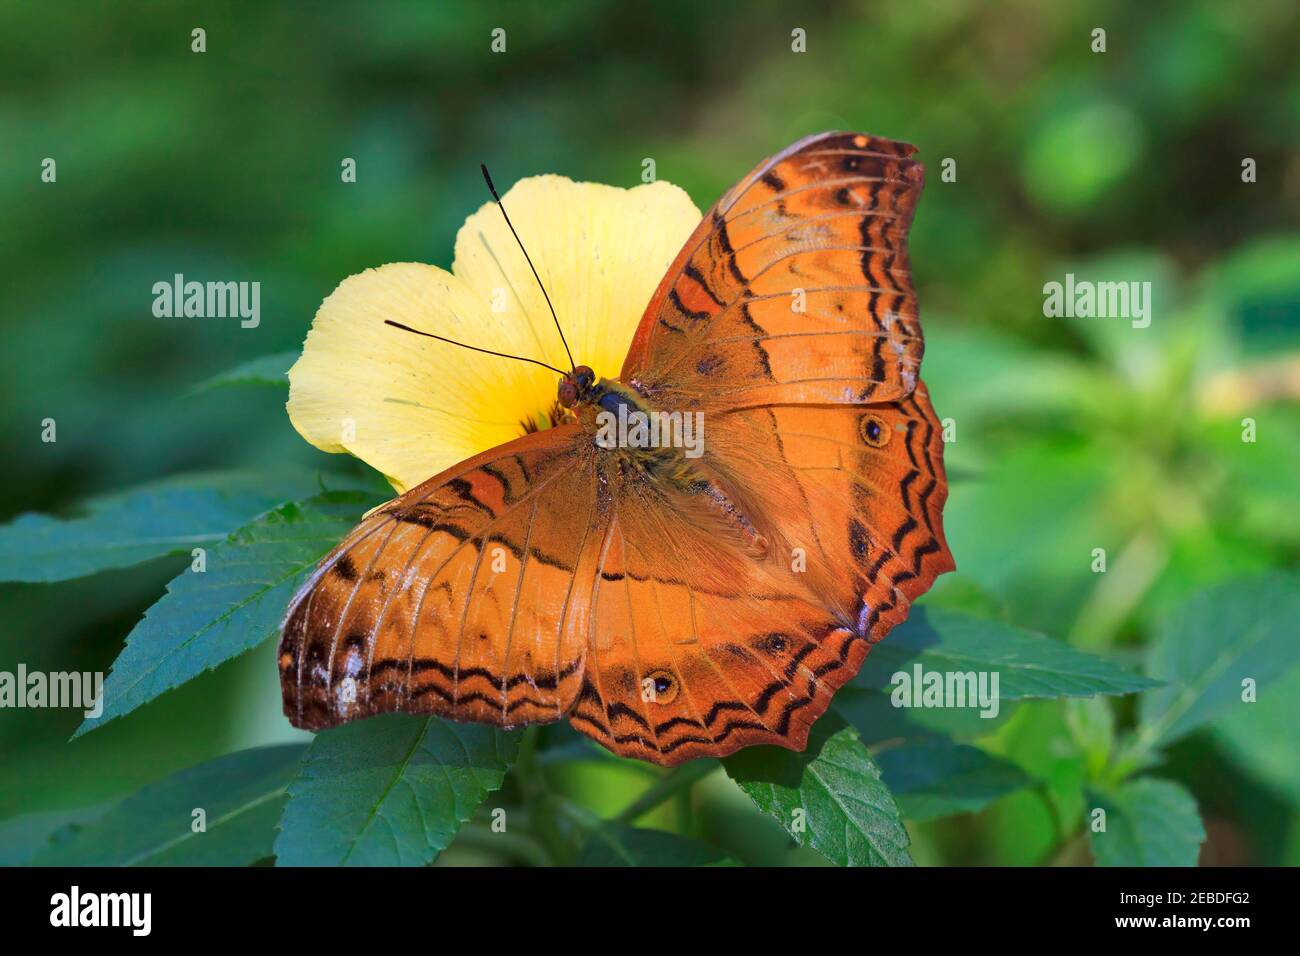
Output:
[
  {"xmin": 644, "ymin": 669, "xmax": 679, "ymax": 704},
  {"xmin": 558, "ymin": 379, "xmax": 578, "ymax": 408},
  {"xmin": 859, "ymin": 413, "xmax": 891, "ymax": 448}
]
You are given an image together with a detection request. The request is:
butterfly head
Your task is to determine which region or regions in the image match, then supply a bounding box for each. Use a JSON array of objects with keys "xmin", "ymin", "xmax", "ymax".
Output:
[{"xmin": 558, "ymin": 365, "xmax": 597, "ymax": 409}]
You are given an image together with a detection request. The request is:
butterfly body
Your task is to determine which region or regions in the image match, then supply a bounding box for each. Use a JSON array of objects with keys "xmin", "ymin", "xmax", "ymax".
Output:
[
  {"xmin": 562, "ymin": 366, "xmax": 777, "ymax": 564},
  {"xmin": 281, "ymin": 132, "xmax": 954, "ymax": 764},
  {"xmin": 555, "ymin": 370, "xmax": 701, "ymax": 499}
]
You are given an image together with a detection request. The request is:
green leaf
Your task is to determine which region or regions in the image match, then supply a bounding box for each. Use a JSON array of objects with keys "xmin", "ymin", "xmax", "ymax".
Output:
[
  {"xmin": 1065, "ymin": 696, "xmax": 1116, "ymax": 778},
  {"xmin": 1087, "ymin": 778, "xmax": 1205, "ymax": 867},
  {"xmin": 1213, "ymin": 662, "xmax": 1300, "ymax": 803},
  {"xmin": 722, "ymin": 713, "xmax": 911, "ymax": 867},
  {"xmin": 576, "ymin": 825, "xmax": 737, "ymax": 866},
  {"xmin": 31, "ymin": 745, "xmax": 306, "ymax": 866},
  {"xmin": 275, "ymin": 715, "xmax": 519, "ymax": 866},
  {"xmin": 0, "ymin": 804, "xmax": 111, "ymax": 866},
  {"xmin": 855, "ymin": 607, "xmax": 1159, "ymax": 700},
  {"xmin": 1137, "ymin": 572, "xmax": 1300, "ymax": 749},
  {"xmin": 192, "ymin": 351, "xmax": 299, "ymax": 392},
  {"xmin": 76, "ymin": 491, "xmax": 378, "ymax": 737},
  {"xmin": 834, "ymin": 686, "xmax": 1016, "ymax": 743},
  {"xmin": 0, "ymin": 470, "xmax": 328, "ymax": 583},
  {"xmin": 876, "ymin": 737, "xmax": 1030, "ymax": 820}
]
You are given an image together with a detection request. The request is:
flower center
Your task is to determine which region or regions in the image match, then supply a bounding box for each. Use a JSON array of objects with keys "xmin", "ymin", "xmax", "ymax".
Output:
[{"xmin": 518, "ymin": 399, "xmax": 568, "ymax": 435}]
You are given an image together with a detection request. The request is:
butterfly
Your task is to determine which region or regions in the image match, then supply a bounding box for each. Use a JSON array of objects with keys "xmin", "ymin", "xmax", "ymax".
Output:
[{"xmin": 279, "ymin": 131, "xmax": 954, "ymax": 765}]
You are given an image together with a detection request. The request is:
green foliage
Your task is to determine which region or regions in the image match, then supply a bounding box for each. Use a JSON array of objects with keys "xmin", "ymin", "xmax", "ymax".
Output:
[
  {"xmin": 274, "ymin": 715, "xmax": 518, "ymax": 866},
  {"xmin": 1213, "ymin": 663, "xmax": 1300, "ymax": 803},
  {"xmin": 193, "ymin": 351, "xmax": 299, "ymax": 392},
  {"xmin": 877, "ymin": 738, "xmax": 1030, "ymax": 821},
  {"xmin": 76, "ymin": 491, "xmax": 381, "ymax": 736},
  {"xmin": 1087, "ymin": 779, "xmax": 1206, "ymax": 867},
  {"xmin": 723, "ymin": 715, "xmax": 912, "ymax": 867},
  {"xmin": 576, "ymin": 824, "xmax": 736, "ymax": 866},
  {"xmin": 1064, "ymin": 696, "xmax": 1116, "ymax": 779},
  {"xmin": 0, "ymin": 804, "xmax": 111, "ymax": 866},
  {"xmin": 1135, "ymin": 572, "xmax": 1300, "ymax": 751},
  {"xmin": 855, "ymin": 607, "xmax": 1159, "ymax": 699},
  {"xmin": 30, "ymin": 745, "xmax": 304, "ymax": 866},
  {"xmin": 0, "ymin": 471, "xmax": 328, "ymax": 584},
  {"xmin": 835, "ymin": 685, "xmax": 1015, "ymax": 743}
]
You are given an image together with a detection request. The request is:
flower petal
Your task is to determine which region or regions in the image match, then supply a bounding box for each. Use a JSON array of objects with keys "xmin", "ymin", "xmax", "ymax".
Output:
[
  {"xmin": 453, "ymin": 175, "xmax": 701, "ymax": 383},
  {"xmin": 288, "ymin": 176, "xmax": 701, "ymax": 494},
  {"xmin": 287, "ymin": 262, "xmax": 552, "ymax": 494}
]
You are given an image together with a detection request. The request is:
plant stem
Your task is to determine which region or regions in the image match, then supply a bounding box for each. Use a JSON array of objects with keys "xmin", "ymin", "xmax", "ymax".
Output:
[
  {"xmin": 1069, "ymin": 529, "xmax": 1168, "ymax": 650},
  {"xmin": 452, "ymin": 822, "xmax": 549, "ymax": 866},
  {"xmin": 513, "ymin": 726, "xmax": 575, "ymax": 866},
  {"xmin": 1044, "ymin": 832, "xmax": 1090, "ymax": 867},
  {"xmin": 615, "ymin": 760, "xmax": 717, "ymax": 825},
  {"xmin": 1034, "ymin": 780, "xmax": 1066, "ymax": 844}
]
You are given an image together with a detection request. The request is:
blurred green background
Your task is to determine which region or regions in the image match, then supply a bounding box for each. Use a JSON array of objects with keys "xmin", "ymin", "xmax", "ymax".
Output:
[{"xmin": 1, "ymin": 0, "xmax": 1297, "ymax": 865}]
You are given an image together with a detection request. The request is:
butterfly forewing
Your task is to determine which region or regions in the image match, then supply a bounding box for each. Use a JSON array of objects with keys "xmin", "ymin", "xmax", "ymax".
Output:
[
  {"xmin": 622, "ymin": 131, "xmax": 925, "ymax": 410},
  {"xmin": 279, "ymin": 425, "xmax": 604, "ymax": 730}
]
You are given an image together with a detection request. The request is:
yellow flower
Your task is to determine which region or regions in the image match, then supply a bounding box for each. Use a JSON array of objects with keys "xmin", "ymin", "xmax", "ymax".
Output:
[{"xmin": 287, "ymin": 175, "xmax": 701, "ymax": 493}]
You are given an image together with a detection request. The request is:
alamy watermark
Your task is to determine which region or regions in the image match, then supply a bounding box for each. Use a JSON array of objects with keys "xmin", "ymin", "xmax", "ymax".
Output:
[
  {"xmin": 152, "ymin": 273, "xmax": 260, "ymax": 328},
  {"xmin": 50, "ymin": 886, "xmax": 150, "ymax": 936},
  {"xmin": 1043, "ymin": 273, "xmax": 1151, "ymax": 329},
  {"xmin": 594, "ymin": 404, "xmax": 704, "ymax": 458},
  {"xmin": 0, "ymin": 664, "xmax": 103, "ymax": 717},
  {"xmin": 890, "ymin": 664, "xmax": 1000, "ymax": 718}
]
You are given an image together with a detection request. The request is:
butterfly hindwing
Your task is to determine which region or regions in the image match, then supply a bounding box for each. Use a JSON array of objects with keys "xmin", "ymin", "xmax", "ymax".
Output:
[
  {"xmin": 567, "ymin": 477, "xmax": 864, "ymax": 765},
  {"xmin": 561, "ymin": 386, "xmax": 952, "ymax": 766},
  {"xmin": 708, "ymin": 383, "xmax": 955, "ymax": 635}
]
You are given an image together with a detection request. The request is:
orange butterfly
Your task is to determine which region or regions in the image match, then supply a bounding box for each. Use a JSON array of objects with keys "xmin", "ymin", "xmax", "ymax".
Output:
[{"xmin": 279, "ymin": 131, "xmax": 954, "ymax": 765}]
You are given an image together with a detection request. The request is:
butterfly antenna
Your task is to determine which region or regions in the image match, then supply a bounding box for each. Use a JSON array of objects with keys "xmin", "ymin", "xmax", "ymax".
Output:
[
  {"xmin": 480, "ymin": 163, "xmax": 577, "ymax": 373},
  {"xmin": 383, "ymin": 320, "xmax": 567, "ymax": 376}
]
